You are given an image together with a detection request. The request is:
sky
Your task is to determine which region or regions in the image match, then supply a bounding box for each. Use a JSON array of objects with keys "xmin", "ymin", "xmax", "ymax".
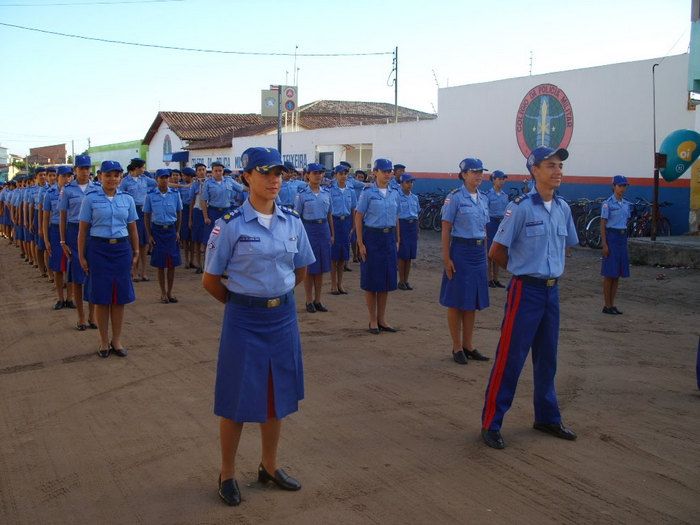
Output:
[{"xmin": 0, "ymin": 0, "xmax": 693, "ymax": 156}]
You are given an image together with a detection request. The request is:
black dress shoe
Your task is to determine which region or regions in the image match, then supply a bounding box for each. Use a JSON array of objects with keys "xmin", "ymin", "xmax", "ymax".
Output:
[
  {"xmin": 218, "ymin": 475, "xmax": 241, "ymax": 506},
  {"xmin": 338, "ymin": 288, "xmax": 349, "ymax": 295},
  {"xmin": 258, "ymin": 464, "xmax": 301, "ymax": 491},
  {"xmin": 452, "ymin": 350, "xmax": 468, "ymax": 365},
  {"xmin": 404, "ymin": 282, "xmax": 413, "ymax": 290},
  {"xmin": 97, "ymin": 347, "xmax": 110, "ymax": 359},
  {"xmin": 343, "ymin": 265, "xmax": 352, "ymax": 272},
  {"xmin": 397, "ymin": 281, "xmax": 407, "ymax": 290},
  {"xmin": 63, "ymin": 299, "xmax": 76, "ymax": 309},
  {"xmin": 305, "ymin": 303, "xmax": 316, "ymax": 313},
  {"xmin": 494, "ymin": 280, "xmax": 506, "ymax": 288},
  {"xmin": 611, "ymin": 306, "xmax": 623, "ymax": 315},
  {"xmin": 533, "ymin": 422, "xmax": 577, "ymax": 441},
  {"xmin": 488, "ymin": 280, "xmax": 496, "ymax": 288},
  {"xmin": 481, "ymin": 429, "xmax": 505, "ymax": 449},
  {"xmin": 110, "ymin": 343, "xmax": 128, "ymax": 358},
  {"xmin": 378, "ymin": 324, "xmax": 397, "ymax": 333},
  {"xmin": 463, "ymin": 348, "xmax": 490, "ymax": 361},
  {"xmin": 368, "ymin": 324, "xmax": 380, "ymax": 335},
  {"xmin": 53, "ymin": 300, "xmax": 64, "ymax": 310},
  {"xmin": 313, "ymin": 302, "xmax": 328, "ymax": 312},
  {"xmin": 330, "ymin": 290, "xmax": 341, "ymax": 295},
  {"xmin": 602, "ymin": 306, "xmax": 616, "ymax": 315}
]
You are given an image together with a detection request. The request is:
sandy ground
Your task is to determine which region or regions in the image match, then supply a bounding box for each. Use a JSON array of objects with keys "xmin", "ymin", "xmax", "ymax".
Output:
[{"xmin": 0, "ymin": 231, "xmax": 698, "ymax": 525}]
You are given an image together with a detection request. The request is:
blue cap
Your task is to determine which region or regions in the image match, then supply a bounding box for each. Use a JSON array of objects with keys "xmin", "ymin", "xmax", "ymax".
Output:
[
  {"xmin": 74, "ymin": 154, "xmax": 91, "ymax": 168},
  {"xmin": 306, "ymin": 162, "xmax": 325, "ymax": 173},
  {"xmin": 156, "ymin": 168, "xmax": 171, "ymax": 178},
  {"xmin": 144, "ymin": 171, "xmax": 153, "ymax": 178},
  {"xmin": 339, "ymin": 161, "xmax": 352, "ymax": 169},
  {"xmin": 459, "ymin": 158, "xmax": 486, "ymax": 172},
  {"xmin": 526, "ymin": 147, "xmax": 569, "ymax": 173},
  {"xmin": 334, "ymin": 164, "xmax": 350, "ymax": 174},
  {"xmin": 373, "ymin": 158, "xmax": 393, "ymax": 171},
  {"xmin": 170, "ymin": 168, "xmax": 181, "ymax": 174},
  {"xmin": 491, "ymin": 170, "xmax": 507, "ymax": 179},
  {"xmin": 240, "ymin": 147, "xmax": 287, "ymax": 174},
  {"xmin": 612, "ymin": 175, "xmax": 629, "ymax": 186},
  {"xmin": 400, "ymin": 173, "xmax": 415, "ymax": 183},
  {"xmin": 34, "ymin": 166, "xmax": 46, "ymax": 174},
  {"xmin": 130, "ymin": 157, "xmax": 146, "ymax": 167},
  {"xmin": 211, "ymin": 161, "xmax": 225, "ymax": 168},
  {"xmin": 394, "ymin": 163, "xmax": 406, "ymax": 170},
  {"xmin": 223, "ymin": 168, "xmax": 232, "ymax": 175},
  {"xmin": 45, "ymin": 166, "xmax": 57, "ymax": 174},
  {"xmin": 57, "ymin": 166, "xmax": 73, "ymax": 176},
  {"xmin": 101, "ymin": 160, "xmax": 123, "ymax": 173},
  {"xmin": 182, "ymin": 167, "xmax": 196, "ymax": 176}
]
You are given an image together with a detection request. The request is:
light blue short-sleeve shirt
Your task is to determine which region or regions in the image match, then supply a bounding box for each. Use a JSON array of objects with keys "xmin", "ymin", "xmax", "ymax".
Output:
[
  {"xmin": 486, "ymin": 188, "xmax": 509, "ymax": 218},
  {"xmin": 43, "ymin": 185, "xmax": 62, "ymax": 225},
  {"xmin": 600, "ymin": 194, "xmax": 631, "ymax": 230},
  {"xmin": 204, "ymin": 200, "xmax": 316, "ymax": 297},
  {"xmin": 398, "ymin": 192, "xmax": 419, "ymax": 220},
  {"xmin": 441, "ymin": 186, "xmax": 489, "ymax": 239},
  {"xmin": 119, "ymin": 174, "xmax": 156, "ymax": 206},
  {"xmin": 143, "ymin": 188, "xmax": 183, "ymax": 225},
  {"xmin": 59, "ymin": 180, "xmax": 98, "ymax": 223},
  {"xmin": 294, "ymin": 186, "xmax": 332, "ymax": 220},
  {"xmin": 494, "ymin": 189, "xmax": 578, "ymax": 279},
  {"xmin": 329, "ymin": 183, "xmax": 356, "ymax": 217},
  {"xmin": 78, "ymin": 188, "xmax": 138, "ymax": 238},
  {"xmin": 356, "ymin": 185, "xmax": 399, "ymax": 228}
]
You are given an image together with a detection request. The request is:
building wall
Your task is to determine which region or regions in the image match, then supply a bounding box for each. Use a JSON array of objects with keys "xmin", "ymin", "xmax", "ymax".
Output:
[
  {"xmin": 88, "ymin": 140, "xmax": 147, "ymax": 172},
  {"xmin": 147, "ymin": 122, "xmax": 186, "ymax": 170},
  {"xmin": 28, "ymin": 143, "xmax": 66, "ymax": 165},
  {"xmin": 188, "ymin": 149, "xmax": 234, "ymax": 169}
]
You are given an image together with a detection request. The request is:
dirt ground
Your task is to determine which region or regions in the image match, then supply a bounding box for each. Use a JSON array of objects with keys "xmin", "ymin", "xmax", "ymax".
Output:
[{"xmin": 0, "ymin": 231, "xmax": 698, "ymax": 525}]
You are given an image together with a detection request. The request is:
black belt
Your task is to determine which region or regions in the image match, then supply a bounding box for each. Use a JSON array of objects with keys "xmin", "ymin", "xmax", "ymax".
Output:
[
  {"xmin": 400, "ymin": 218, "xmax": 417, "ymax": 223},
  {"xmin": 452, "ymin": 237, "xmax": 485, "ymax": 246},
  {"xmin": 606, "ymin": 228, "xmax": 627, "ymax": 235},
  {"xmin": 515, "ymin": 275, "xmax": 559, "ymax": 287},
  {"xmin": 135, "ymin": 205, "xmax": 143, "ymax": 211},
  {"xmin": 490, "ymin": 216, "xmax": 504, "ymax": 220},
  {"xmin": 153, "ymin": 223, "xmax": 176, "ymax": 230},
  {"xmin": 303, "ymin": 218, "xmax": 327, "ymax": 224},
  {"xmin": 332, "ymin": 215, "xmax": 349, "ymax": 221},
  {"xmin": 208, "ymin": 205, "xmax": 229, "ymax": 212},
  {"xmin": 228, "ymin": 290, "xmax": 293, "ymax": 309},
  {"xmin": 364, "ymin": 226, "xmax": 395, "ymax": 233},
  {"xmin": 91, "ymin": 236, "xmax": 128, "ymax": 244}
]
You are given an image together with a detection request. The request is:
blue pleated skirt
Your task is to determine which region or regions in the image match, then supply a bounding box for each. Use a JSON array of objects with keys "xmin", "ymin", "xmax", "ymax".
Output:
[
  {"xmin": 66, "ymin": 222, "xmax": 87, "ymax": 285},
  {"xmin": 360, "ymin": 227, "xmax": 398, "ymax": 292},
  {"xmin": 215, "ymin": 295, "xmax": 304, "ymax": 423},
  {"xmin": 304, "ymin": 221, "xmax": 331, "ymax": 275},
  {"xmin": 601, "ymin": 229, "xmax": 630, "ymax": 278},
  {"xmin": 179, "ymin": 204, "xmax": 191, "ymax": 241},
  {"xmin": 150, "ymin": 225, "xmax": 181, "ymax": 268},
  {"xmin": 486, "ymin": 217, "xmax": 502, "ymax": 250},
  {"xmin": 34, "ymin": 211, "xmax": 46, "ymax": 250},
  {"xmin": 330, "ymin": 215, "xmax": 352, "ymax": 262},
  {"xmin": 47, "ymin": 224, "xmax": 68, "ymax": 272},
  {"xmin": 85, "ymin": 238, "xmax": 135, "ymax": 305},
  {"xmin": 191, "ymin": 208, "xmax": 205, "ymax": 244},
  {"xmin": 398, "ymin": 219, "xmax": 418, "ymax": 260},
  {"xmin": 439, "ymin": 240, "xmax": 489, "ymax": 311}
]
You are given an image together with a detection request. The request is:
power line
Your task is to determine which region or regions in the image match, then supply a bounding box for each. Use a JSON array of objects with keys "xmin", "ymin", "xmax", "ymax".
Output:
[
  {"xmin": 0, "ymin": 0, "xmax": 181, "ymax": 5},
  {"xmin": 0, "ymin": 21, "xmax": 393, "ymax": 56}
]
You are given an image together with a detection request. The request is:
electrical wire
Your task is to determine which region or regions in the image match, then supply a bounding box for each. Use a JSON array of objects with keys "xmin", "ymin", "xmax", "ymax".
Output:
[
  {"xmin": 0, "ymin": 21, "xmax": 393, "ymax": 56},
  {"xmin": 0, "ymin": 0, "xmax": 181, "ymax": 5}
]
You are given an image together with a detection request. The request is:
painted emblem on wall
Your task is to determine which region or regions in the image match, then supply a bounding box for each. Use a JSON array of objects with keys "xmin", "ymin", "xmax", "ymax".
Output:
[{"xmin": 515, "ymin": 83, "xmax": 574, "ymax": 158}]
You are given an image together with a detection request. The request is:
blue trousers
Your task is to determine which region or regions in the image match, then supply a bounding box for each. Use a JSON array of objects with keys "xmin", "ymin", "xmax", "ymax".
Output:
[{"xmin": 482, "ymin": 277, "xmax": 561, "ymax": 431}]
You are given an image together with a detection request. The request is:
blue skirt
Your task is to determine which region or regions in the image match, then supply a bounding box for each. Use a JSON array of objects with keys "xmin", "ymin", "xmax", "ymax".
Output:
[
  {"xmin": 486, "ymin": 217, "xmax": 502, "ymax": 250},
  {"xmin": 601, "ymin": 229, "xmax": 630, "ymax": 278},
  {"xmin": 192, "ymin": 208, "xmax": 205, "ymax": 244},
  {"xmin": 85, "ymin": 238, "xmax": 135, "ymax": 305},
  {"xmin": 330, "ymin": 215, "xmax": 352, "ymax": 262},
  {"xmin": 16, "ymin": 224, "xmax": 24, "ymax": 242},
  {"xmin": 179, "ymin": 204, "xmax": 191, "ymax": 241},
  {"xmin": 439, "ymin": 240, "xmax": 489, "ymax": 311},
  {"xmin": 360, "ymin": 227, "xmax": 398, "ymax": 292},
  {"xmin": 135, "ymin": 205, "xmax": 148, "ymax": 246},
  {"xmin": 150, "ymin": 224, "xmax": 181, "ymax": 268},
  {"xmin": 398, "ymin": 218, "xmax": 418, "ymax": 260},
  {"xmin": 66, "ymin": 222, "xmax": 87, "ymax": 285},
  {"xmin": 47, "ymin": 224, "xmax": 68, "ymax": 272},
  {"xmin": 304, "ymin": 220, "xmax": 331, "ymax": 275},
  {"xmin": 34, "ymin": 211, "xmax": 46, "ymax": 250},
  {"xmin": 215, "ymin": 294, "xmax": 303, "ymax": 423},
  {"xmin": 2, "ymin": 207, "xmax": 10, "ymax": 225}
]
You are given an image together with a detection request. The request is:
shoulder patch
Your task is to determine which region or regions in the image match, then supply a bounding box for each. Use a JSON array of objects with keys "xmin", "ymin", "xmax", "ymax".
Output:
[
  {"xmin": 280, "ymin": 206, "xmax": 300, "ymax": 217},
  {"xmin": 221, "ymin": 209, "xmax": 242, "ymax": 223},
  {"xmin": 513, "ymin": 194, "xmax": 530, "ymax": 205}
]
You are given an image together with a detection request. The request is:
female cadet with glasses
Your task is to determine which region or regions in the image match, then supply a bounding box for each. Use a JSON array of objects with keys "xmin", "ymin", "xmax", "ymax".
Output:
[{"xmin": 202, "ymin": 147, "xmax": 315, "ymax": 507}]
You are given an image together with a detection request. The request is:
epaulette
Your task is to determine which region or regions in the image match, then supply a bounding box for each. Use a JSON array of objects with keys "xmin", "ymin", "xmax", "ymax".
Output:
[
  {"xmin": 280, "ymin": 206, "xmax": 300, "ymax": 218},
  {"xmin": 513, "ymin": 194, "xmax": 529, "ymax": 205},
  {"xmin": 221, "ymin": 209, "xmax": 242, "ymax": 223},
  {"xmin": 449, "ymin": 188, "xmax": 460, "ymax": 195}
]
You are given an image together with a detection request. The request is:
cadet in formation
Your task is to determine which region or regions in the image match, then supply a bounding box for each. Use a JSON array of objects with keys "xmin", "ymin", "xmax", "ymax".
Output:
[
  {"xmin": 485, "ymin": 170, "xmax": 509, "ymax": 288},
  {"xmin": 295, "ymin": 163, "xmax": 333, "ymax": 312},
  {"xmin": 59, "ymin": 155, "xmax": 96, "ymax": 328},
  {"xmin": 202, "ymin": 147, "xmax": 315, "ymax": 507},
  {"xmin": 144, "ymin": 169, "xmax": 183, "ymax": 303},
  {"xmin": 329, "ymin": 164, "xmax": 356, "ymax": 295},
  {"xmin": 440, "ymin": 158, "xmax": 491, "ymax": 365},
  {"xmin": 178, "ymin": 167, "xmax": 195, "ymax": 269},
  {"xmin": 78, "ymin": 161, "xmax": 139, "ymax": 358},
  {"xmin": 600, "ymin": 175, "xmax": 631, "ymax": 315},
  {"xmin": 119, "ymin": 157, "xmax": 155, "ymax": 282},
  {"xmin": 355, "ymin": 158, "xmax": 400, "ymax": 334},
  {"xmin": 481, "ymin": 146, "xmax": 579, "ymax": 450},
  {"xmin": 397, "ymin": 173, "xmax": 419, "ymax": 290},
  {"xmin": 189, "ymin": 163, "xmax": 207, "ymax": 274}
]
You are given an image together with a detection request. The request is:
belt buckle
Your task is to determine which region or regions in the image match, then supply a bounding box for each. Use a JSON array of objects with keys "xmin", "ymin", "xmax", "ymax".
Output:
[
  {"xmin": 546, "ymin": 278, "xmax": 556, "ymax": 287},
  {"xmin": 317, "ymin": 219, "xmax": 323, "ymax": 224},
  {"xmin": 476, "ymin": 239, "xmax": 483, "ymax": 246},
  {"xmin": 109, "ymin": 238, "xmax": 117, "ymax": 244},
  {"xmin": 382, "ymin": 228, "xmax": 389, "ymax": 233},
  {"xmin": 266, "ymin": 297, "xmax": 281, "ymax": 308}
]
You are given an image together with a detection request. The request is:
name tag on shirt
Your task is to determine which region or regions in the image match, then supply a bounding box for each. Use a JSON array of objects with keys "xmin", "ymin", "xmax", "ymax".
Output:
[
  {"xmin": 239, "ymin": 236, "xmax": 261, "ymax": 242},
  {"xmin": 526, "ymin": 220, "xmax": 544, "ymax": 227}
]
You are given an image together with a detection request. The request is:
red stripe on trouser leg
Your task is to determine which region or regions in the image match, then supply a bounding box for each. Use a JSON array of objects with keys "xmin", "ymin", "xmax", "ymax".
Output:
[
  {"xmin": 482, "ymin": 279, "xmax": 523, "ymax": 430},
  {"xmin": 267, "ymin": 367, "xmax": 276, "ymax": 420},
  {"xmin": 60, "ymin": 253, "xmax": 66, "ymax": 272},
  {"xmin": 112, "ymin": 281, "xmax": 118, "ymax": 305}
]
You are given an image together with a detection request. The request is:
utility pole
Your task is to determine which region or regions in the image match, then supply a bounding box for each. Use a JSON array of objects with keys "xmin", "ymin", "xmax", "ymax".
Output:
[
  {"xmin": 277, "ymin": 85, "xmax": 282, "ymax": 153},
  {"xmin": 71, "ymin": 140, "xmax": 74, "ymax": 163},
  {"xmin": 529, "ymin": 51, "xmax": 533, "ymax": 76},
  {"xmin": 651, "ymin": 63, "xmax": 659, "ymax": 241},
  {"xmin": 394, "ymin": 46, "xmax": 398, "ymax": 123}
]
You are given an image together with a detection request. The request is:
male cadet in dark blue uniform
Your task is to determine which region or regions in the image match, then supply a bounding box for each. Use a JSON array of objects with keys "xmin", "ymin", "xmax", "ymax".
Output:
[{"xmin": 481, "ymin": 146, "xmax": 579, "ymax": 450}]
